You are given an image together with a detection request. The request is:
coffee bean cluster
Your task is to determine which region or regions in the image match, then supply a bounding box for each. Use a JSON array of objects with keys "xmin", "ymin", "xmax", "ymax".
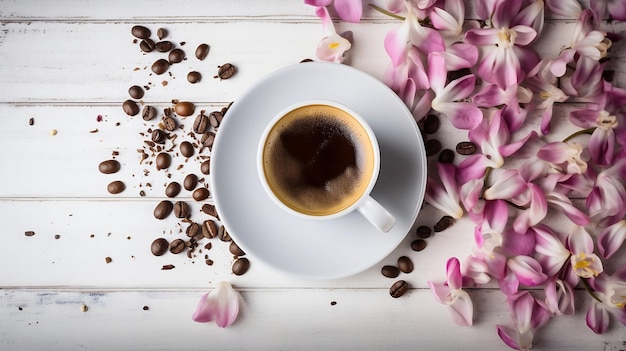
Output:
[{"xmin": 96, "ymin": 25, "xmax": 248, "ymax": 276}]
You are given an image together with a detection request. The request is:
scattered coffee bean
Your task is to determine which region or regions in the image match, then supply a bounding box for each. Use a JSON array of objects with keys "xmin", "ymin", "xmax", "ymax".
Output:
[
  {"xmin": 425, "ymin": 139, "xmax": 442, "ymax": 157},
  {"xmin": 193, "ymin": 113, "xmax": 209, "ymax": 134},
  {"xmin": 201, "ymin": 131, "xmax": 216, "ymax": 148},
  {"xmin": 151, "ymin": 59, "xmax": 170, "ymax": 75},
  {"xmin": 162, "ymin": 116, "xmax": 177, "ymax": 131},
  {"xmin": 200, "ymin": 159, "xmax": 211, "ymax": 175},
  {"xmin": 434, "ymin": 215, "xmax": 456, "ymax": 232},
  {"xmin": 131, "ymin": 25, "xmax": 151, "ymax": 39},
  {"xmin": 411, "ymin": 239, "xmax": 428, "ymax": 252},
  {"xmin": 423, "ymin": 114, "xmax": 440, "ymax": 134},
  {"xmin": 456, "ymin": 141, "xmax": 477, "ymax": 155},
  {"xmin": 438, "ymin": 149, "xmax": 455, "ymax": 163},
  {"xmin": 180, "ymin": 141, "xmax": 194, "ymax": 158},
  {"xmin": 174, "ymin": 101, "xmax": 195, "ymax": 117},
  {"xmin": 389, "ymin": 280, "xmax": 409, "ymax": 298},
  {"xmin": 54, "ymin": 234, "xmax": 61, "ymax": 239},
  {"xmin": 128, "ymin": 85, "xmax": 144, "ymax": 99},
  {"xmin": 232, "ymin": 257, "xmax": 250, "ymax": 275},
  {"xmin": 156, "ymin": 152, "xmax": 171, "ymax": 170},
  {"xmin": 201, "ymin": 203, "xmax": 219, "ymax": 218},
  {"xmin": 105, "ymin": 256, "xmax": 113, "ymax": 264},
  {"xmin": 381, "ymin": 265, "xmax": 400, "ymax": 278},
  {"xmin": 216, "ymin": 63, "xmax": 236, "ymax": 80},
  {"xmin": 25, "ymin": 231, "xmax": 35, "ymax": 237},
  {"xmin": 153, "ymin": 200, "xmax": 173, "ymax": 219},
  {"xmin": 187, "ymin": 71, "xmax": 201, "ymax": 84},
  {"xmin": 142, "ymin": 105, "xmax": 156, "ymax": 121},
  {"xmin": 155, "ymin": 41, "xmax": 173, "ymax": 52},
  {"xmin": 165, "ymin": 181, "xmax": 181, "ymax": 198},
  {"xmin": 397, "ymin": 256, "xmax": 414, "ymax": 274},
  {"xmin": 28, "ymin": 117, "xmax": 34, "ymax": 126},
  {"xmin": 195, "ymin": 43, "xmax": 210, "ymax": 60},
  {"xmin": 157, "ymin": 27, "xmax": 167, "ymax": 40},
  {"xmin": 416, "ymin": 225, "xmax": 432, "ymax": 239},
  {"xmin": 186, "ymin": 222, "xmax": 201, "ymax": 237},
  {"xmin": 183, "ymin": 174, "xmax": 198, "ymax": 191},
  {"xmin": 151, "ymin": 238, "xmax": 169, "ymax": 256},
  {"xmin": 169, "ymin": 239, "xmax": 186, "ymax": 254},
  {"xmin": 122, "ymin": 99, "xmax": 139, "ymax": 116},
  {"xmin": 139, "ymin": 38, "xmax": 155, "ymax": 53},
  {"xmin": 168, "ymin": 48, "xmax": 185, "ymax": 63},
  {"xmin": 142, "ymin": 305, "xmax": 150, "ymax": 311},
  {"xmin": 208, "ymin": 111, "xmax": 223, "ymax": 128},
  {"xmin": 151, "ymin": 129, "xmax": 167, "ymax": 143},
  {"xmin": 192, "ymin": 187, "xmax": 210, "ymax": 201},
  {"xmin": 218, "ymin": 225, "xmax": 231, "ymax": 242},
  {"xmin": 107, "ymin": 180, "xmax": 125, "ymax": 194},
  {"xmin": 202, "ymin": 219, "xmax": 218, "ymax": 239},
  {"xmin": 98, "ymin": 159, "xmax": 121, "ymax": 174},
  {"xmin": 173, "ymin": 201, "xmax": 190, "ymax": 218},
  {"xmin": 229, "ymin": 241, "xmax": 245, "ymax": 256},
  {"xmin": 161, "ymin": 264, "xmax": 175, "ymax": 270}
]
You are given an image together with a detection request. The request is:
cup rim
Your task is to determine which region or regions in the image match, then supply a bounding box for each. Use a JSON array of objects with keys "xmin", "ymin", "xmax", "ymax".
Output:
[{"xmin": 257, "ymin": 99, "xmax": 381, "ymax": 220}]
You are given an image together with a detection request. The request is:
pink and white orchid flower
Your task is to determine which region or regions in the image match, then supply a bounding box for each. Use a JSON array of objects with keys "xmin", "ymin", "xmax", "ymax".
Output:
[
  {"xmin": 313, "ymin": 7, "xmax": 352, "ymax": 63},
  {"xmin": 305, "ymin": 0, "xmax": 363, "ymax": 23},
  {"xmin": 428, "ymin": 257, "xmax": 474, "ymax": 326},
  {"xmin": 497, "ymin": 291, "xmax": 552, "ymax": 351},
  {"xmin": 192, "ymin": 281, "xmax": 240, "ymax": 328},
  {"xmin": 425, "ymin": 162, "xmax": 464, "ymax": 219},
  {"xmin": 568, "ymin": 226, "xmax": 603, "ymax": 279}
]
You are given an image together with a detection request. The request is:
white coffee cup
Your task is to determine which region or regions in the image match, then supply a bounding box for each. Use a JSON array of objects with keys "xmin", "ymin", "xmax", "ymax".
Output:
[{"xmin": 257, "ymin": 100, "xmax": 395, "ymax": 232}]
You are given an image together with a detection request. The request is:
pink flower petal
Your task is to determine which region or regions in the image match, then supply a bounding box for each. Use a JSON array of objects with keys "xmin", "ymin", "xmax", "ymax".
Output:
[
  {"xmin": 192, "ymin": 292, "xmax": 217, "ymax": 323},
  {"xmin": 508, "ymin": 256, "xmax": 547, "ymax": 287},
  {"xmin": 497, "ymin": 325, "xmax": 520, "ymax": 350},
  {"xmin": 384, "ymin": 24, "xmax": 410, "ymax": 67},
  {"xmin": 449, "ymin": 291, "xmax": 474, "ymax": 326},
  {"xmin": 436, "ymin": 102, "xmax": 483, "ymax": 130},
  {"xmin": 305, "ymin": 0, "xmax": 332, "ymax": 6},
  {"xmin": 533, "ymin": 225, "xmax": 570, "ymax": 277},
  {"xmin": 598, "ymin": 220, "xmax": 626, "ymax": 259},
  {"xmin": 567, "ymin": 226, "xmax": 594, "ymax": 254},
  {"xmin": 457, "ymin": 154, "xmax": 493, "ymax": 184},
  {"xmin": 586, "ymin": 300, "xmax": 609, "ymax": 334},
  {"xmin": 510, "ymin": 25, "xmax": 538, "ymax": 46},
  {"xmin": 446, "ymin": 257, "xmax": 463, "ymax": 290},
  {"xmin": 588, "ymin": 128, "xmax": 614, "ymax": 166},
  {"xmin": 545, "ymin": 0, "xmax": 582, "ymax": 17},
  {"xmin": 192, "ymin": 282, "xmax": 240, "ymax": 328},
  {"xmin": 427, "ymin": 52, "xmax": 447, "ymax": 93},
  {"xmin": 464, "ymin": 28, "xmax": 499, "ymax": 46},
  {"xmin": 607, "ymin": 0, "xmax": 626, "ymax": 21},
  {"xmin": 333, "ymin": 0, "xmax": 363, "ymax": 22},
  {"xmin": 544, "ymin": 279, "xmax": 575, "ymax": 315},
  {"xmin": 427, "ymin": 280, "xmax": 452, "ymax": 305}
]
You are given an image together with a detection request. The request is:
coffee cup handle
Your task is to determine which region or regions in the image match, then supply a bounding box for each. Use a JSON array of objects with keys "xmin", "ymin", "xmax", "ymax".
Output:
[{"xmin": 357, "ymin": 196, "xmax": 396, "ymax": 233}]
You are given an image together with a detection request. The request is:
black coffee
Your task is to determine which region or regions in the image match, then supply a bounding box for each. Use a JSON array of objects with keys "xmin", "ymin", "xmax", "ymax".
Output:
[{"xmin": 262, "ymin": 104, "xmax": 375, "ymax": 216}]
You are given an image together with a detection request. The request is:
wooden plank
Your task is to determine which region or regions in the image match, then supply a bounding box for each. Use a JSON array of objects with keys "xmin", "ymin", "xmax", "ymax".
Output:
[{"xmin": 1, "ymin": 288, "xmax": 624, "ymax": 350}]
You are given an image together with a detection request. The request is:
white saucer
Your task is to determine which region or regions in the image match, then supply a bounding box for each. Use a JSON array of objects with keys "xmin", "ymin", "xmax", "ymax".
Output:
[{"xmin": 210, "ymin": 62, "xmax": 427, "ymax": 280}]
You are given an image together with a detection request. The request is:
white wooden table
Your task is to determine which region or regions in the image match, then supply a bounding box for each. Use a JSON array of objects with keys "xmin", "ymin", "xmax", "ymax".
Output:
[{"xmin": 1, "ymin": 1, "xmax": 625, "ymax": 350}]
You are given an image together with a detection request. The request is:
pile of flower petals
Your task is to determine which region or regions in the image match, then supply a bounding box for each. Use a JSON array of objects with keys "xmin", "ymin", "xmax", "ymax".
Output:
[{"xmin": 306, "ymin": 0, "xmax": 626, "ymax": 349}]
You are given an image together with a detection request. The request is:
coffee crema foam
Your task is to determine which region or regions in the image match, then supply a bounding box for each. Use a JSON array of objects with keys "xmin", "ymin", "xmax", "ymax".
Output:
[{"xmin": 262, "ymin": 104, "xmax": 375, "ymax": 216}]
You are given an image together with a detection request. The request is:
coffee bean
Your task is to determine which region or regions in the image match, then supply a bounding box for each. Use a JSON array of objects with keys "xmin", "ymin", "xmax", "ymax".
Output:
[
  {"xmin": 195, "ymin": 44, "xmax": 210, "ymax": 61},
  {"xmin": 425, "ymin": 139, "xmax": 442, "ymax": 157},
  {"xmin": 161, "ymin": 264, "xmax": 175, "ymax": 270},
  {"xmin": 411, "ymin": 239, "xmax": 427, "ymax": 252},
  {"xmin": 218, "ymin": 225, "xmax": 231, "ymax": 242},
  {"xmin": 180, "ymin": 141, "xmax": 194, "ymax": 158},
  {"xmin": 187, "ymin": 71, "xmax": 201, "ymax": 84},
  {"xmin": 139, "ymin": 39, "xmax": 155, "ymax": 53},
  {"xmin": 157, "ymin": 27, "xmax": 167, "ymax": 40},
  {"xmin": 98, "ymin": 159, "xmax": 120, "ymax": 174},
  {"xmin": 107, "ymin": 180, "xmax": 125, "ymax": 194},
  {"xmin": 456, "ymin": 141, "xmax": 477, "ymax": 155},
  {"xmin": 229, "ymin": 241, "xmax": 245, "ymax": 256},
  {"xmin": 183, "ymin": 174, "xmax": 198, "ymax": 191},
  {"xmin": 423, "ymin": 114, "xmax": 440, "ymax": 134},
  {"xmin": 128, "ymin": 85, "xmax": 144, "ymax": 99},
  {"xmin": 155, "ymin": 41, "xmax": 173, "ymax": 52},
  {"xmin": 193, "ymin": 113, "xmax": 209, "ymax": 134},
  {"xmin": 162, "ymin": 116, "xmax": 177, "ymax": 131},
  {"xmin": 201, "ymin": 204, "xmax": 219, "ymax": 218},
  {"xmin": 142, "ymin": 105, "xmax": 156, "ymax": 121},
  {"xmin": 174, "ymin": 101, "xmax": 195, "ymax": 117},
  {"xmin": 192, "ymin": 187, "xmax": 210, "ymax": 201},
  {"xmin": 232, "ymin": 257, "xmax": 250, "ymax": 275},
  {"xmin": 169, "ymin": 239, "xmax": 186, "ymax": 254},
  {"xmin": 131, "ymin": 25, "xmax": 151, "ymax": 39},
  {"xmin": 434, "ymin": 215, "xmax": 456, "ymax": 232},
  {"xmin": 397, "ymin": 256, "xmax": 414, "ymax": 274},
  {"xmin": 151, "ymin": 59, "xmax": 170, "ymax": 75},
  {"xmin": 186, "ymin": 222, "xmax": 200, "ymax": 237},
  {"xmin": 208, "ymin": 111, "xmax": 223, "ymax": 128},
  {"xmin": 165, "ymin": 181, "xmax": 181, "ymax": 198},
  {"xmin": 416, "ymin": 225, "xmax": 432, "ymax": 239},
  {"xmin": 153, "ymin": 200, "xmax": 173, "ymax": 219},
  {"xmin": 201, "ymin": 132, "xmax": 216, "ymax": 148},
  {"xmin": 28, "ymin": 117, "xmax": 34, "ymax": 126},
  {"xmin": 438, "ymin": 149, "xmax": 455, "ymax": 163},
  {"xmin": 156, "ymin": 152, "xmax": 171, "ymax": 170},
  {"xmin": 151, "ymin": 129, "xmax": 167, "ymax": 143},
  {"xmin": 381, "ymin": 265, "xmax": 400, "ymax": 278},
  {"xmin": 151, "ymin": 238, "xmax": 169, "ymax": 256},
  {"xmin": 216, "ymin": 63, "xmax": 236, "ymax": 80},
  {"xmin": 200, "ymin": 159, "xmax": 211, "ymax": 175},
  {"xmin": 168, "ymin": 49, "xmax": 185, "ymax": 64},
  {"xmin": 202, "ymin": 219, "xmax": 218, "ymax": 239},
  {"xmin": 173, "ymin": 201, "xmax": 190, "ymax": 218},
  {"xmin": 122, "ymin": 100, "xmax": 139, "ymax": 116},
  {"xmin": 389, "ymin": 280, "xmax": 409, "ymax": 298},
  {"xmin": 25, "ymin": 231, "xmax": 35, "ymax": 237}
]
